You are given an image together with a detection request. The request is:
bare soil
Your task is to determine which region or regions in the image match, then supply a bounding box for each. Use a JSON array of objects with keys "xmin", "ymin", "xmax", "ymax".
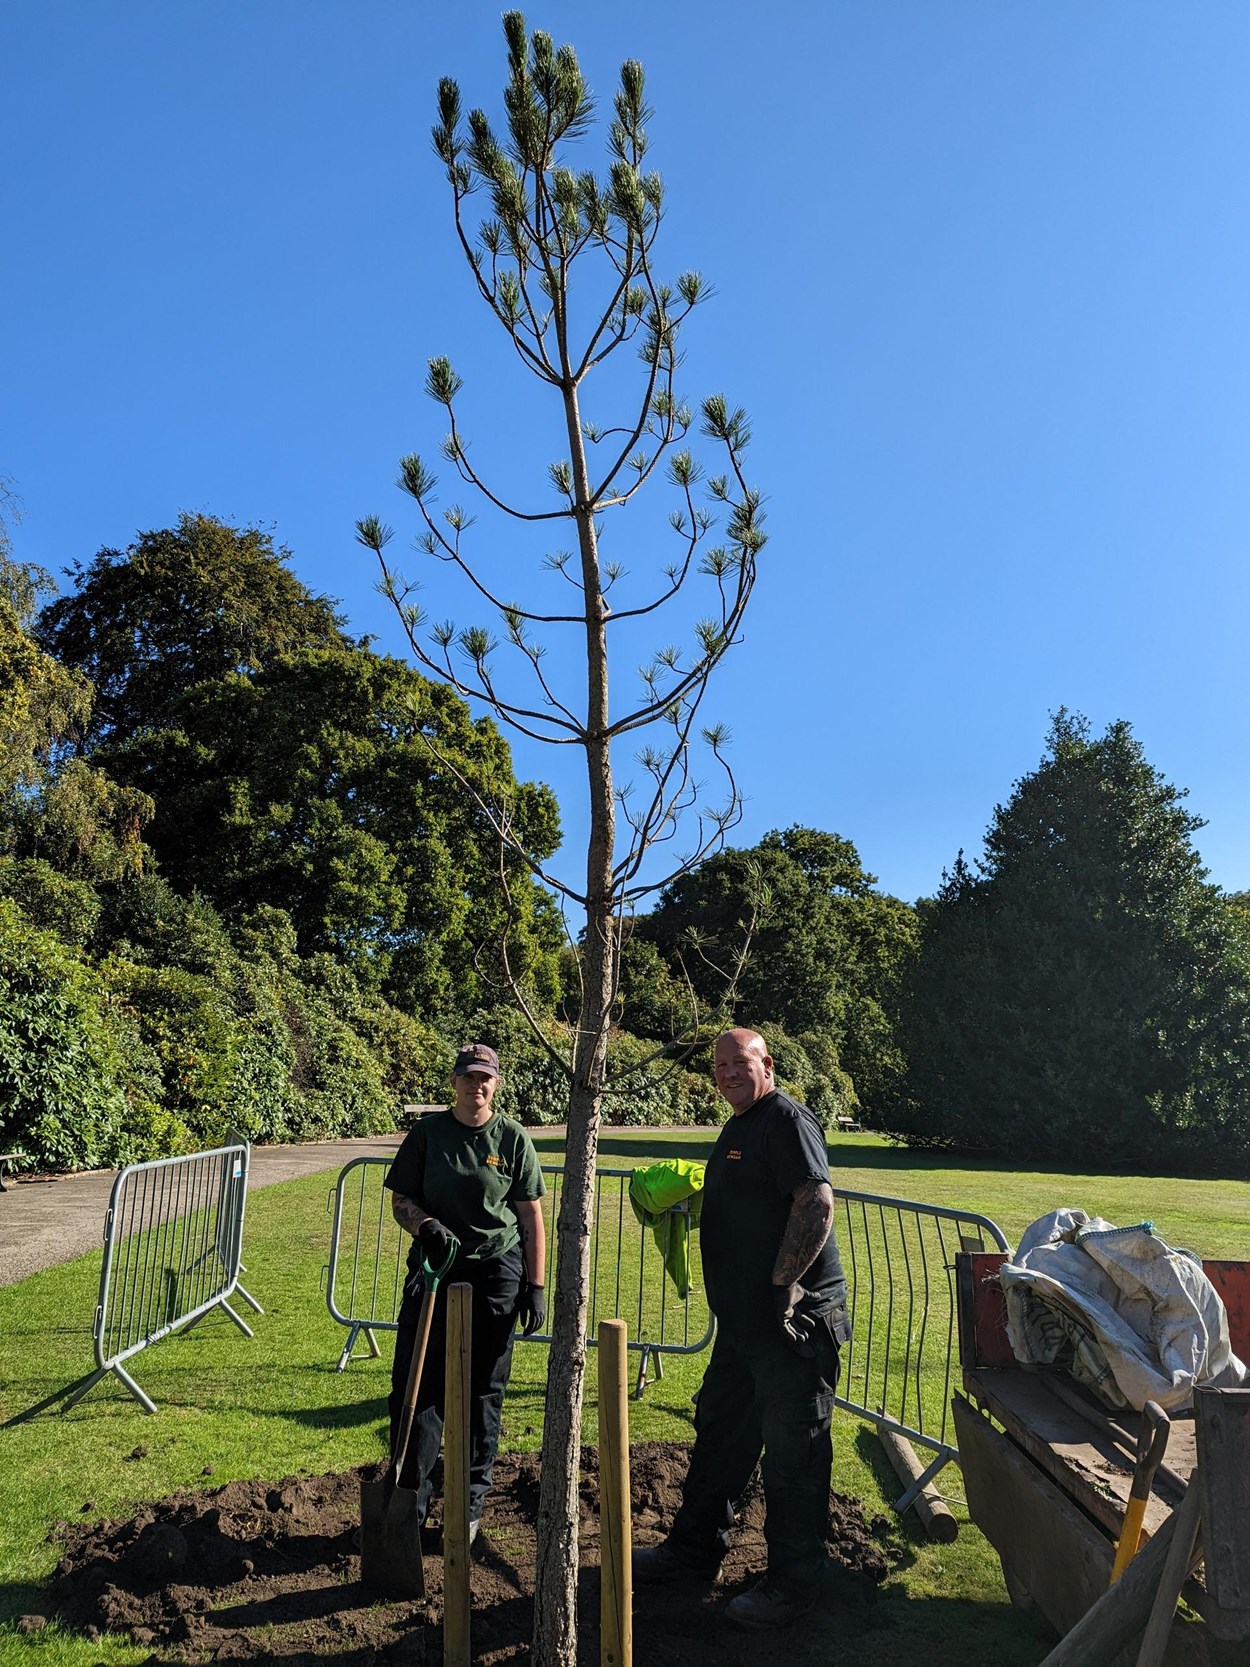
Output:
[{"xmin": 46, "ymin": 1442, "xmax": 902, "ymax": 1664}]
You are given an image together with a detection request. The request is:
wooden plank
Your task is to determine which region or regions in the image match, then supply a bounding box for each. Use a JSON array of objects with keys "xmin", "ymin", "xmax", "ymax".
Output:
[
  {"xmin": 955, "ymin": 1396, "xmax": 1212, "ymax": 1667},
  {"xmin": 1194, "ymin": 1386, "xmax": 1250, "ymax": 1641},
  {"xmin": 955, "ymin": 1392, "xmax": 1113, "ymax": 1640},
  {"xmin": 963, "ymin": 1367, "xmax": 1197, "ymax": 1540}
]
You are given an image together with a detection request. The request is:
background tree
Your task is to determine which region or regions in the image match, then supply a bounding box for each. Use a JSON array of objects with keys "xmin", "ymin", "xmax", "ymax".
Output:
[
  {"xmin": 41, "ymin": 516, "xmax": 562, "ymax": 1021},
  {"xmin": 632, "ymin": 825, "xmax": 918, "ymax": 1116},
  {"xmin": 356, "ymin": 18, "xmax": 765, "ymax": 1660},
  {"xmin": 37, "ymin": 512, "xmax": 350, "ymax": 748},
  {"xmin": 887, "ymin": 710, "xmax": 1250, "ymax": 1170},
  {"xmin": 2, "ymin": 505, "xmax": 468, "ymax": 1173},
  {"xmin": 2, "ymin": 499, "xmax": 152, "ymax": 887}
]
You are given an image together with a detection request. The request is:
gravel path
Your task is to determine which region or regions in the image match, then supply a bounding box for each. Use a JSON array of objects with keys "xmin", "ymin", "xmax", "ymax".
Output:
[{"xmin": 0, "ymin": 1134, "xmax": 409, "ymax": 1288}]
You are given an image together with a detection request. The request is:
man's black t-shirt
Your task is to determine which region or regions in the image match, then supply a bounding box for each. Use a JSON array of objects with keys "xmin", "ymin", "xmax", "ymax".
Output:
[{"xmin": 699, "ymin": 1089, "xmax": 845, "ymax": 1338}]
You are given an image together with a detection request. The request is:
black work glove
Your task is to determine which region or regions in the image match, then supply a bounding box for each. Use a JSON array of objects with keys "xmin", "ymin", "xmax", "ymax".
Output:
[
  {"xmin": 417, "ymin": 1217, "xmax": 452, "ymax": 1262},
  {"xmin": 516, "ymin": 1281, "xmax": 546, "ymax": 1337},
  {"xmin": 773, "ymin": 1282, "xmax": 819, "ymax": 1352}
]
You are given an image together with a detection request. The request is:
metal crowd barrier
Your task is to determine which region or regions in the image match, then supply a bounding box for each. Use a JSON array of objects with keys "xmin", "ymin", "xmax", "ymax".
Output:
[
  {"xmin": 324, "ymin": 1158, "xmax": 713, "ymax": 1394},
  {"xmin": 60, "ymin": 1140, "xmax": 261, "ymax": 1415},
  {"xmin": 323, "ymin": 1151, "xmax": 1007, "ymax": 1490},
  {"xmin": 830, "ymin": 1186, "xmax": 1009, "ymax": 1508}
]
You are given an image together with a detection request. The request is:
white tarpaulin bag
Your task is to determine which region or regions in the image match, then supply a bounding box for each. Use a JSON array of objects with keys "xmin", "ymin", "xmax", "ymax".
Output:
[{"xmin": 999, "ymin": 1207, "xmax": 1249, "ymax": 1411}]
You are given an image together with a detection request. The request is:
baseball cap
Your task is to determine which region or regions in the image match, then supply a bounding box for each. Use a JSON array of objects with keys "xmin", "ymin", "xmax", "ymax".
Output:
[{"xmin": 454, "ymin": 1043, "xmax": 500, "ymax": 1078}]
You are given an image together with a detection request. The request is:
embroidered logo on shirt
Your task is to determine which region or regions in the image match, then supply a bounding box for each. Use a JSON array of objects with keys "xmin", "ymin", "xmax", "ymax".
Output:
[
  {"xmin": 485, "ymin": 1154, "xmax": 504, "ymax": 1168},
  {"xmin": 725, "ymin": 1148, "xmax": 743, "ymax": 1161}
]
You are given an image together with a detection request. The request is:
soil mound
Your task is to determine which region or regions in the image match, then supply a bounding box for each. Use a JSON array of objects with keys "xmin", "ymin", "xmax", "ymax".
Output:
[{"xmin": 49, "ymin": 1441, "xmax": 902, "ymax": 1664}]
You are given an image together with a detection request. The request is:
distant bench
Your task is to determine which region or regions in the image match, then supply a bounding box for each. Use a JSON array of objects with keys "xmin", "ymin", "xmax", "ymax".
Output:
[{"xmin": 833, "ymin": 1117, "xmax": 864, "ymax": 1134}]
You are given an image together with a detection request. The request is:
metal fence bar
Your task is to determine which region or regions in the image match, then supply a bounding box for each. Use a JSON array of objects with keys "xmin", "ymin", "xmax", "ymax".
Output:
[
  {"xmin": 829, "ymin": 1184, "xmax": 1009, "ymax": 1506},
  {"xmin": 60, "ymin": 1142, "xmax": 254, "ymax": 1415},
  {"xmin": 324, "ymin": 1158, "xmax": 715, "ymax": 1392}
]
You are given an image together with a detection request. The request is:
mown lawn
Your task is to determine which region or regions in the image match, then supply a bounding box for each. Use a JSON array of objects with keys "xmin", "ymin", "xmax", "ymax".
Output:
[{"xmin": 1, "ymin": 1131, "xmax": 1247, "ymax": 1666}]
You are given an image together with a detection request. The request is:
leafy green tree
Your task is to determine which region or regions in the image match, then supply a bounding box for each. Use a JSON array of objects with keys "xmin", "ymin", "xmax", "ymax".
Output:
[
  {"xmin": 0, "ymin": 897, "xmax": 183, "ymax": 1170},
  {"xmin": 102, "ymin": 644, "xmax": 562, "ymax": 1016},
  {"xmin": 635, "ymin": 826, "xmax": 918, "ymax": 1115},
  {"xmin": 40, "ymin": 514, "xmax": 562, "ymax": 1019},
  {"xmin": 355, "ymin": 18, "xmax": 765, "ymax": 1657},
  {"xmin": 37, "ymin": 512, "xmax": 349, "ymax": 748},
  {"xmin": 2, "ymin": 520, "xmax": 152, "ymax": 881},
  {"xmin": 1, "ymin": 514, "xmax": 92, "ymax": 799},
  {"xmin": 888, "ymin": 711, "xmax": 1250, "ymax": 1170}
]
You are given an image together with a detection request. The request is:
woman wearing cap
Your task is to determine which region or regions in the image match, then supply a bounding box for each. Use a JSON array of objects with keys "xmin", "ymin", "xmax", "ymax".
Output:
[{"xmin": 383, "ymin": 1043, "xmax": 547, "ymax": 1543}]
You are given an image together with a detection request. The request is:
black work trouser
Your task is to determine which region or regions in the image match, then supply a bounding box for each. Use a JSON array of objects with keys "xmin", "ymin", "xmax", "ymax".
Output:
[
  {"xmin": 667, "ymin": 1317, "xmax": 840, "ymax": 1593},
  {"xmin": 388, "ymin": 1247, "xmax": 522, "ymax": 1522}
]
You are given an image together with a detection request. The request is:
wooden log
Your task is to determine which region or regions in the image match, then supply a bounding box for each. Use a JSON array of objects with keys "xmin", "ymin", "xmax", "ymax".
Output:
[
  {"xmin": 443, "ymin": 1283, "xmax": 472, "ymax": 1667},
  {"xmin": 876, "ymin": 1423, "xmax": 958, "ymax": 1543},
  {"xmin": 598, "ymin": 1319, "xmax": 632, "ymax": 1667}
]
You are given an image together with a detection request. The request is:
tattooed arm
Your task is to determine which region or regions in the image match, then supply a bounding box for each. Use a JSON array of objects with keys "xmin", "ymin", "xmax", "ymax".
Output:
[
  {"xmin": 514, "ymin": 1198, "xmax": 546, "ymax": 1286},
  {"xmin": 772, "ymin": 1178, "xmax": 835, "ymax": 1287},
  {"xmin": 391, "ymin": 1192, "xmax": 435, "ymax": 1238}
]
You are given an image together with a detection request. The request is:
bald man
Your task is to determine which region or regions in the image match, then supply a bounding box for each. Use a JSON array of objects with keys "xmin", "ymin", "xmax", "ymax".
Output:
[{"xmin": 634, "ymin": 1028, "xmax": 849, "ymax": 1630}]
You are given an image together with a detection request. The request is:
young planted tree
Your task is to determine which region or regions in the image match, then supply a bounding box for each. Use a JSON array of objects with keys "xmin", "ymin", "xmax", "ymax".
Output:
[{"xmin": 356, "ymin": 16, "xmax": 765, "ymax": 1661}]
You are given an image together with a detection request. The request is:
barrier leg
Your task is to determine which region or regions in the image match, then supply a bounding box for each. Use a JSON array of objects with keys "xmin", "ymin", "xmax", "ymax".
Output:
[
  {"xmin": 59, "ymin": 1367, "xmax": 110, "ymax": 1413},
  {"xmin": 337, "ymin": 1323, "xmax": 363, "ymax": 1372},
  {"xmin": 112, "ymin": 1362, "xmax": 159, "ymax": 1414},
  {"xmin": 218, "ymin": 1299, "xmax": 254, "ymax": 1338},
  {"xmin": 892, "ymin": 1444, "xmax": 955, "ymax": 1514},
  {"xmin": 234, "ymin": 1270, "xmax": 264, "ymax": 1315}
]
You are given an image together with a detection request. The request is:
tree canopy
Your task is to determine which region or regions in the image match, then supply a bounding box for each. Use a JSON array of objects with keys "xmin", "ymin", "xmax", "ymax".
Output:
[
  {"xmin": 886, "ymin": 711, "xmax": 1250, "ymax": 1170},
  {"xmin": 633, "ymin": 825, "xmax": 918, "ymax": 1113},
  {"xmin": 35, "ymin": 514, "xmax": 563, "ymax": 1018},
  {"xmin": 37, "ymin": 512, "xmax": 350, "ymax": 748},
  {"xmin": 103, "ymin": 644, "xmax": 563, "ymax": 1015}
]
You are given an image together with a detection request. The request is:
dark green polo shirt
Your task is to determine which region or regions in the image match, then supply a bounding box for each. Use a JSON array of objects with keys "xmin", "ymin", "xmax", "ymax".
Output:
[{"xmin": 385, "ymin": 1108, "xmax": 546, "ymax": 1263}]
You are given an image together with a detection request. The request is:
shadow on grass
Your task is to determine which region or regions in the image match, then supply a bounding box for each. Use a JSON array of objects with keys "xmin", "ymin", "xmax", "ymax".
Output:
[
  {"xmin": 868, "ymin": 1587, "xmax": 1051, "ymax": 1663},
  {"xmin": 257, "ymin": 1397, "xmax": 389, "ymax": 1431},
  {"xmin": 0, "ymin": 1579, "xmax": 53, "ymax": 1630},
  {"xmin": 850, "ymin": 1422, "xmax": 923, "ymax": 1566}
]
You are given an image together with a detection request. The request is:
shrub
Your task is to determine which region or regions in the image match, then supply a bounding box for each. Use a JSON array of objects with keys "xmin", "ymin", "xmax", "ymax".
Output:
[
  {"xmin": 0, "ymin": 898, "xmax": 134, "ymax": 1170},
  {"xmin": 0, "ymin": 857, "xmax": 102, "ymax": 948}
]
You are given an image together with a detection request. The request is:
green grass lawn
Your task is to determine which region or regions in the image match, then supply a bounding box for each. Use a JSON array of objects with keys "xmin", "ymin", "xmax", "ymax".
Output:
[{"xmin": 1, "ymin": 1132, "xmax": 1247, "ymax": 1666}]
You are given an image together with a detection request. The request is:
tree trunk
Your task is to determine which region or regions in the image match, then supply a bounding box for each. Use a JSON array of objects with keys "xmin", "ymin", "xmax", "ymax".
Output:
[{"xmin": 532, "ymin": 382, "xmax": 616, "ymax": 1667}]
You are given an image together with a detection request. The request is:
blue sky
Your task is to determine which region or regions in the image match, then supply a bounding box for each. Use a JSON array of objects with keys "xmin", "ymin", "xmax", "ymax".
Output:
[{"xmin": 5, "ymin": 2, "xmax": 1248, "ymax": 903}]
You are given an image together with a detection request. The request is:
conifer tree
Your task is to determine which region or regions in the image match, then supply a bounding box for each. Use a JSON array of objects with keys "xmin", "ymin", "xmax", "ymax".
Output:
[{"xmin": 357, "ymin": 17, "xmax": 765, "ymax": 1659}]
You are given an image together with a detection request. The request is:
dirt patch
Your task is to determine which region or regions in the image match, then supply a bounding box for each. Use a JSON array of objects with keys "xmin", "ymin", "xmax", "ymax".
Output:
[{"xmin": 47, "ymin": 1442, "xmax": 902, "ymax": 1664}]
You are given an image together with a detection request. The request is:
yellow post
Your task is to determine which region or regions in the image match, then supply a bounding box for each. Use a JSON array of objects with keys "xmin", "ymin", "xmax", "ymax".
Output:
[
  {"xmin": 598, "ymin": 1318, "xmax": 633, "ymax": 1667},
  {"xmin": 443, "ymin": 1282, "xmax": 472, "ymax": 1667}
]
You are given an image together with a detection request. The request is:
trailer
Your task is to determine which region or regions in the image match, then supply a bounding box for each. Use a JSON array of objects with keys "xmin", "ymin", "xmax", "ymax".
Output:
[{"xmin": 954, "ymin": 1250, "xmax": 1250, "ymax": 1665}]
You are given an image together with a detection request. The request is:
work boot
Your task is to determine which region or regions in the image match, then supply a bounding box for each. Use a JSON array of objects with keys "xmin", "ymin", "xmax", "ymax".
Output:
[
  {"xmin": 724, "ymin": 1576, "xmax": 818, "ymax": 1630},
  {"xmin": 632, "ymin": 1540, "xmax": 721, "ymax": 1585}
]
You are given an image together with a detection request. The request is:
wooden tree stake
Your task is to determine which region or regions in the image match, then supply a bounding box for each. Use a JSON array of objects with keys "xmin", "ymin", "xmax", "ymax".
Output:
[
  {"xmin": 598, "ymin": 1319, "xmax": 632, "ymax": 1667},
  {"xmin": 444, "ymin": 1283, "xmax": 472, "ymax": 1667}
]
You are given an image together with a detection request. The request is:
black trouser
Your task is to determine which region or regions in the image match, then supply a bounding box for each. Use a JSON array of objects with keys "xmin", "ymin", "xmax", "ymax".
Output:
[
  {"xmin": 667, "ymin": 1317, "xmax": 840, "ymax": 1592},
  {"xmin": 388, "ymin": 1246, "xmax": 523, "ymax": 1522}
]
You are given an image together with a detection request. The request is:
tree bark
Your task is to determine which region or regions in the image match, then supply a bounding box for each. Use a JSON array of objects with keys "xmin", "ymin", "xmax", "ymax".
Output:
[{"xmin": 532, "ymin": 381, "xmax": 617, "ymax": 1667}]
